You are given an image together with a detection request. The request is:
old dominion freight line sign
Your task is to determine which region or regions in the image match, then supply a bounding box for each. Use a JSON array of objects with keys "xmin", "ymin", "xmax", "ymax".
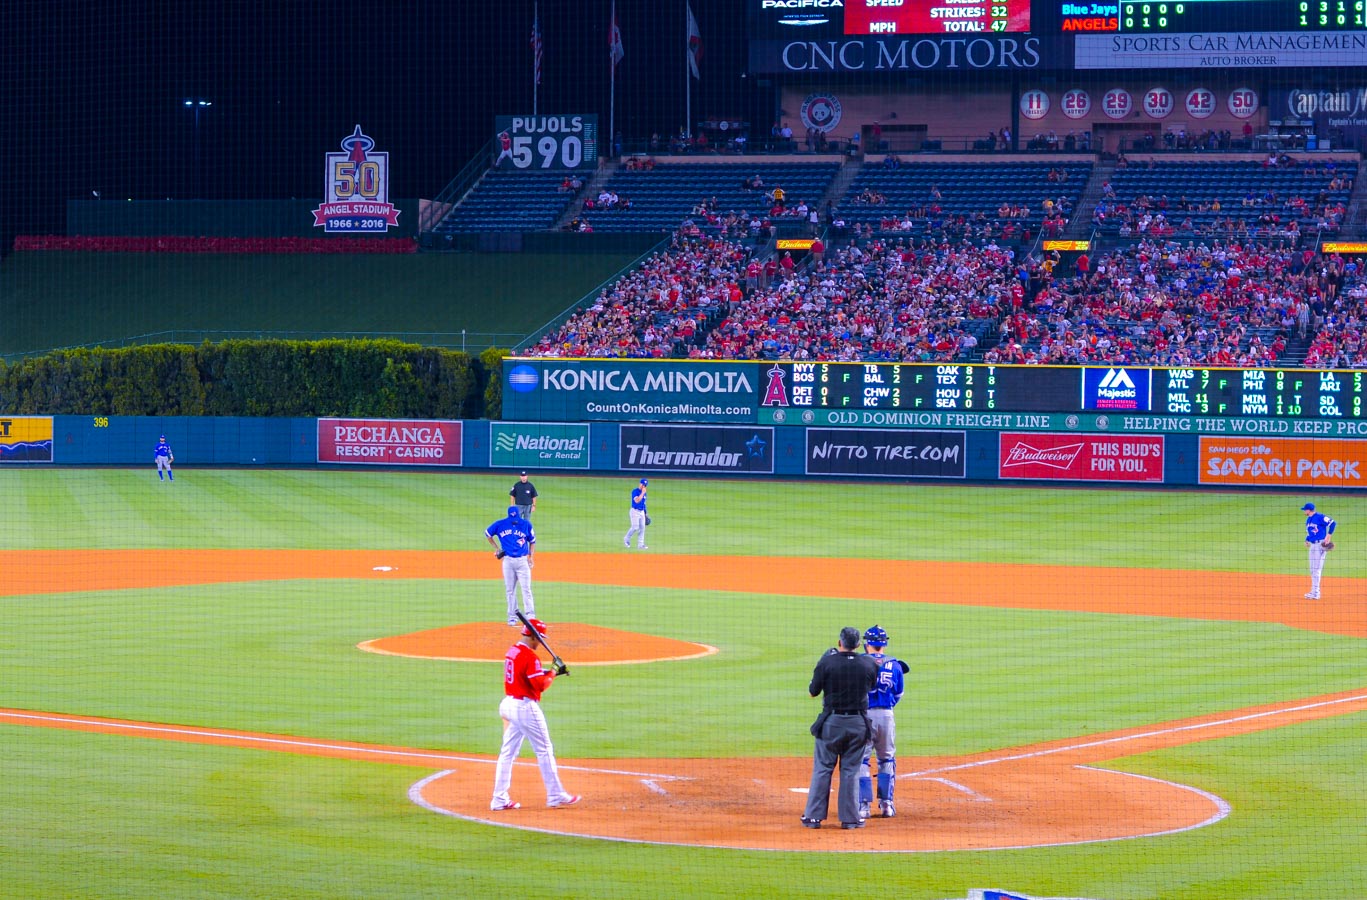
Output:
[{"xmin": 503, "ymin": 360, "xmax": 759, "ymax": 423}]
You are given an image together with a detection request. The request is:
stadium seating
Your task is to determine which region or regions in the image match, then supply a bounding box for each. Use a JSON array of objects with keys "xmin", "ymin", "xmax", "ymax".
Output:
[
  {"xmin": 1095, "ymin": 158, "xmax": 1356, "ymax": 239},
  {"xmin": 575, "ymin": 162, "xmax": 841, "ymax": 233},
  {"xmin": 835, "ymin": 160, "xmax": 1092, "ymax": 241},
  {"xmin": 433, "ymin": 170, "xmax": 578, "ymax": 234}
]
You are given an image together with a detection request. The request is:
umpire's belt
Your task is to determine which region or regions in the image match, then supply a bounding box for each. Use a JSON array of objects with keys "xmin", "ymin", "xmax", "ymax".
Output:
[{"xmin": 832, "ymin": 710, "xmax": 866, "ymax": 716}]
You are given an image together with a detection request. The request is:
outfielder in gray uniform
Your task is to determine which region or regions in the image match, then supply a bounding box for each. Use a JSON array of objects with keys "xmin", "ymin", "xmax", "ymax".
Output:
[
  {"xmin": 486, "ymin": 506, "xmax": 535, "ymax": 625},
  {"xmin": 858, "ymin": 625, "xmax": 906, "ymax": 819}
]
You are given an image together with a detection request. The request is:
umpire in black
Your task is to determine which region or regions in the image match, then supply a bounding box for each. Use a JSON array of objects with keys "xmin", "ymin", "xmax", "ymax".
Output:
[{"xmin": 802, "ymin": 626, "xmax": 880, "ymax": 829}]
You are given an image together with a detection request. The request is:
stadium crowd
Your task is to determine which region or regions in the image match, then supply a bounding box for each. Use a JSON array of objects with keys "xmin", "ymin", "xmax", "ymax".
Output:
[{"xmin": 524, "ymin": 218, "xmax": 1367, "ymax": 368}]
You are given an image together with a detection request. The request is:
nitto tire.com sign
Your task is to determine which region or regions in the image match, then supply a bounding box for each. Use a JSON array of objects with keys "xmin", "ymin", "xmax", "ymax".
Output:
[{"xmin": 503, "ymin": 360, "xmax": 760, "ymax": 423}]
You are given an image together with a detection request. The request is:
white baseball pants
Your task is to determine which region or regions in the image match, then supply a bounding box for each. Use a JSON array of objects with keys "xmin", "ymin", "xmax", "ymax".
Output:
[
  {"xmin": 491, "ymin": 696, "xmax": 574, "ymax": 808},
  {"xmin": 1308, "ymin": 542, "xmax": 1329, "ymax": 596},
  {"xmin": 502, "ymin": 556, "xmax": 534, "ymax": 620},
  {"xmin": 625, "ymin": 509, "xmax": 647, "ymax": 547}
]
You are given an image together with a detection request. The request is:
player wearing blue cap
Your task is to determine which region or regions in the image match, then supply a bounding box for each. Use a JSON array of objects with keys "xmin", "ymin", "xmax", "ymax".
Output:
[
  {"xmin": 624, "ymin": 478, "xmax": 649, "ymax": 550},
  {"xmin": 154, "ymin": 435, "xmax": 174, "ymax": 481},
  {"xmin": 487, "ymin": 506, "xmax": 536, "ymax": 625},
  {"xmin": 1301, "ymin": 502, "xmax": 1337, "ymax": 600},
  {"xmin": 858, "ymin": 625, "xmax": 906, "ymax": 820}
]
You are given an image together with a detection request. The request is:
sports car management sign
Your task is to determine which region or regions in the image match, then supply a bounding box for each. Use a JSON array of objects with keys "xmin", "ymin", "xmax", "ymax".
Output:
[
  {"xmin": 805, "ymin": 428, "xmax": 965, "ymax": 478},
  {"xmin": 619, "ymin": 425, "xmax": 774, "ymax": 475},
  {"xmin": 998, "ymin": 433, "xmax": 1164, "ymax": 483}
]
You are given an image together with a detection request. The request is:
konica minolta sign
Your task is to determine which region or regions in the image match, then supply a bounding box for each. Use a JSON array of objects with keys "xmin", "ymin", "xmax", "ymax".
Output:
[{"xmin": 503, "ymin": 359, "xmax": 761, "ymax": 423}]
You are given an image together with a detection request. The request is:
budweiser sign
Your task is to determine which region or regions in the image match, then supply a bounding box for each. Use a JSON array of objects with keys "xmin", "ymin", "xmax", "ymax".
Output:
[
  {"xmin": 1003, "ymin": 441, "xmax": 1085, "ymax": 470},
  {"xmin": 998, "ymin": 433, "xmax": 1164, "ymax": 483}
]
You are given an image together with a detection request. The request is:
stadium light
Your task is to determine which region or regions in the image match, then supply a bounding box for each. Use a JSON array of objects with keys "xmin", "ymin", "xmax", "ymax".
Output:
[{"xmin": 182, "ymin": 99, "xmax": 213, "ymax": 199}]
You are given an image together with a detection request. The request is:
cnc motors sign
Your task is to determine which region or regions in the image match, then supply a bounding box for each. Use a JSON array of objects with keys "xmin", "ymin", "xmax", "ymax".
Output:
[
  {"xmin": 502, "ymin": 360, "xmax": 760, "ymax": 423},
  {"xmin": 999, "ymin": 433, "xmax": 1164, "ymax": 482},
  {"xmin": 1199, "ymin": 437, "xmax": 1367, "ymax": 487},
  {"xmin": 805, "ymin": 428, "xmax": 966, "ymax": 478},
  {"xmin": 318, "ymin": 418, "xmax": 462, "ymax": 466},
  {"xmin": 619, "ymin": 425, "xmax": 775, "ymax": 475}
]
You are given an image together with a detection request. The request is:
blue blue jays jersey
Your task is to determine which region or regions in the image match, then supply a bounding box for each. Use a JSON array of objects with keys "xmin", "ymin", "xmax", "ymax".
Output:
[
  {"xmin": 154, "ymin": 441, "xmax": 172, "ymax": 459},
  {"xmin": 1306, "ymin": 512, "xmax": 1337, "ymax": 543},
  {"xmin": 631, "ymin": 487, "xmax": 647, "ymax": 511},
  {"xmin": 865, "ymin": 652, "xmax": 904, "ymax": 710},
  {"xmin": 486, "ymin": 517, "xmax": 535, "ymax": 557}
]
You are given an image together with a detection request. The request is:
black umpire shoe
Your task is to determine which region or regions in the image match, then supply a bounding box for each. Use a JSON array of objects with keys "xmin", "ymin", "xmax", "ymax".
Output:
[
  {"xmin": 840, "ymin": 820, "xmax": 865, "ymax": 829},
  {"xmin": 800, "ymin": 817, "xmax": 821, "ymax": 829}
]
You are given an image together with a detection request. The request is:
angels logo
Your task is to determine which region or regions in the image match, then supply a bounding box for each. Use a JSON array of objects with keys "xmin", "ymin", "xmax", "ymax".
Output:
[
  {"xmin": 762, "ymin": 364, "xmax": 790, "ymax": 407},
  {"xmin": 800, "ymin": 93, "xmax": 842, "ymax": 134},
  {"xmin": 312, "ymin": 125, "xmax": 400, "ymax": 233}
]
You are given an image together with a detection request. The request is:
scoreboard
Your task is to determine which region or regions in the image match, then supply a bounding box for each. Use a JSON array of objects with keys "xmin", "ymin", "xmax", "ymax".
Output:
[
  {"xmin": 1155, "ymin": 368, "xmax": 1367, "ymax": 418},
  {"xmin": 774, "ymin": 363, "xmax": 1075, "ymax": 411},
  {"xmin": 767, "ymin": 363, "xmax": 1367, "ymax": 419}
]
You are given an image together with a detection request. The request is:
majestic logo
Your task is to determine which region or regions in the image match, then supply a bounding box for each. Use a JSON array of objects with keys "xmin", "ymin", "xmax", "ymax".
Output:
[
  {"xmin": 508, "ymin": 365, "xmax": 540, "ymax": 393},
  {"xmin": 1002, "ymin": 441, "xmax": 1085, "ymax": 470},
  {"xmin": 800, "ymin": 93, "xmax": 843, "ymax": 133},
  {"xmin": 762, "ymin": 364, "xmax": 789, "ymax": 407},
  {"xmin": 312, "ymin": 125, "xmax": 400, "ymax": 233},
  {"xmin": 1098, "ymin": 368, "xmax": 1136, "ymax": 391}
]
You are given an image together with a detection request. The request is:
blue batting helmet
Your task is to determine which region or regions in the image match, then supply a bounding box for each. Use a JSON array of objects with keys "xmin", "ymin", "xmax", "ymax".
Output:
[{"xmin": 863, "ymin": 625, "xmax": 889, "ymax": 647}]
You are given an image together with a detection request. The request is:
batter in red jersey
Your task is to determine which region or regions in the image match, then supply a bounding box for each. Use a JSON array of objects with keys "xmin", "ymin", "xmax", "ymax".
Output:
[{"xmin": 490, "ymin": 617, "xmax": 581, "ymax": 810}]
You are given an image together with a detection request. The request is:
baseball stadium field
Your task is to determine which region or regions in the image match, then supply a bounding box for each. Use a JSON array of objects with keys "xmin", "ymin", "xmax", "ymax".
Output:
[{"xmin": 2, "ymin": 468, "xmax": 1364, "ymax": 899}]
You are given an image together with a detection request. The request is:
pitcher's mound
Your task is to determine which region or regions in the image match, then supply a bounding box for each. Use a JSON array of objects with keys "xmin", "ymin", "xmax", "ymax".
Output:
[{"xmin": 359, "ymin": 622, "xmax": 717, "ymax": 665}]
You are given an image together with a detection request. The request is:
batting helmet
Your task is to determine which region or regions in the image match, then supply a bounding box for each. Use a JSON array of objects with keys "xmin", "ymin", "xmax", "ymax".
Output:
[
  {"xmin": 863, "ymin": 625, "xmax": 889, "ymax": 647},
  {"xmin": 521, "ymin": 617, "xmax": 548, "ymax": 638}
]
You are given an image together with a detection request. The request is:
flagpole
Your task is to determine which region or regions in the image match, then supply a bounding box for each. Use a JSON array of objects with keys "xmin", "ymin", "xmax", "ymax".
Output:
[
  {"xmin": 610, "ymin": 0, "xmax": 617, "ymax": 153},
  {"xmin": 684, "ymin": 4, "xmax": 691, "ymax": 138},
  {"xmin": 532, "ymin": 2, "xmax": 538, "ymax": 118}
]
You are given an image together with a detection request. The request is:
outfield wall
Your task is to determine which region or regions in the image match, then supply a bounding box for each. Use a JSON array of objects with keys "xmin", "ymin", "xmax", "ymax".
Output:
[{"xmin": 4, "ymin": 413, "xmax": 1366, "ymax": 491}]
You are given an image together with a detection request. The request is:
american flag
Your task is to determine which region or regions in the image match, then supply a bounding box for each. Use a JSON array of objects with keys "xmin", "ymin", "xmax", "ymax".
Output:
[
  {"xmin": 609, "ymin": 3, "xmax": 624, "ymax": 67},
  {"xmin": 530, "ymin": 8, "xmax": 543, "ymax": 86}
]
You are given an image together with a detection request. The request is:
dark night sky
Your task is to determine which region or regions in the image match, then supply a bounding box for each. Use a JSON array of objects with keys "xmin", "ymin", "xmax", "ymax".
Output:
[{"xmin": 2, "ymin": 0, "xmax": 764, "ymax": 242}]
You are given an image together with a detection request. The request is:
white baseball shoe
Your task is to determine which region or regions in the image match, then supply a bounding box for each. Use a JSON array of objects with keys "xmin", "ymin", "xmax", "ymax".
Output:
[
  {"xmin": 1305, "ymin": 593, "xmax": 1320, "ymax": 600},
  {"xmin": 637, "ymin": 545, "xmax": 648, "ymax": 550},
  {"xmin": 490, "ymin": 800, "xmax": 520, "ymax": 811},
  {"xmin": 880, "ymin": 800, "xmax": 896, "ymax": 818},
  {"xmin": 548, "ymin": 794, "xmax": 582, "ymax": 808}
]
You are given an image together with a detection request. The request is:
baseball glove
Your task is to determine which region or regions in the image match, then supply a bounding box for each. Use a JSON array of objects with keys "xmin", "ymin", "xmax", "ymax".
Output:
[
  {"xmin": 645, "ymin": 515, "xmax": 652, "ymax": 526},
  {"xmin": 1323, "ymin": 541, "xmax": 1335, "ymax": 551},
  {"xmin": 495, "ymin": 550, "xmax": 506, "ymax": 559}
]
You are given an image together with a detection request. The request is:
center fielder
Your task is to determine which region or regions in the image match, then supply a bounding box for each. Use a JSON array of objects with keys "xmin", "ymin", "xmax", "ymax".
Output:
[
  {"xmin": 486, "ymin": 506, "xmax": 535, "ymax": 625},
  {"xmin": 154, "ymin": 435, "xmax": 174, "ymax": 481},
  {"xmin": 1302, "ymin": 501, "xmax": 1337, "ymax": 600},
  {"xmin": 490, "ymin": 617, "xmax": 580, "ymax": 811},
  {"xmin": 858, "ymin": 625, "xmax": 905, "ymax": 819}
]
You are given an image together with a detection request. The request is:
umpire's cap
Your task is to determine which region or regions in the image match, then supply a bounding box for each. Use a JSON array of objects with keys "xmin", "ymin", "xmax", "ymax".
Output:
[
  {"xmin": 1302, "ymin": 502, "xmax": 1316, "ymax": 511},
  {"xmin": 507, "ymin": 505, "xmax": 520, "ymax": 517},
  {"xmin": 521, "ymin": 617, "xmax": 548, "ymax": 637}
]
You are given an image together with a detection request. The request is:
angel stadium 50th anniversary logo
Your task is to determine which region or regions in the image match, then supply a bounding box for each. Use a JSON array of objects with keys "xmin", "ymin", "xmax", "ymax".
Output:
[{"xmin": 312, "ymin": 125, "xmax": 400, "ymax": 233}]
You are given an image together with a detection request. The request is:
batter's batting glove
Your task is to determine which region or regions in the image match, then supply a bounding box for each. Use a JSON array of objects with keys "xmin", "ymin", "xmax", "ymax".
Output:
[{"xmin": 553, "ymin": 662, "xmax": 569, "ymax": 676}]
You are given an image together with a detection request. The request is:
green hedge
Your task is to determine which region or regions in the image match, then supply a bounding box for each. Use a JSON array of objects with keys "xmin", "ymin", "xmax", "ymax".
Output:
[{"xmin": 0, "ymin": 340, "xmax": 491, "ymax": 418}]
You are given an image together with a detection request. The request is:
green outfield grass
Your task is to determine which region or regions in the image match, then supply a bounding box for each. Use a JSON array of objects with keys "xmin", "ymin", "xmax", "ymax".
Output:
[
  {"xmin": 0, "ymin": 251, "xmax": 641, "ymax": 357},
  {"xmin": 1, "ymin": 470, "xmax": 1365, "ymax": 899}
]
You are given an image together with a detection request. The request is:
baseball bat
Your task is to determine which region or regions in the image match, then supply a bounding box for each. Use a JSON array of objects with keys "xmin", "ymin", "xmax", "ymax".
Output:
[{"xmin": 515, "ymin": 610, "xmax": 569, "ymax": 676}]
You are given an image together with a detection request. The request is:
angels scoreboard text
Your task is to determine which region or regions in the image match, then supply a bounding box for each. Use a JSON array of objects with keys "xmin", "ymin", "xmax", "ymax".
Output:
[{"xmin": 764, "ymin": 363, "xmax": 1367, "ymax": 418}]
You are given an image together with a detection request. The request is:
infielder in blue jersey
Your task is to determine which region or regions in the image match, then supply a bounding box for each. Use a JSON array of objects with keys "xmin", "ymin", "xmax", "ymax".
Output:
[
  {"xmin": 486, "ymin": 506, "xmax": 535, "ymax": 625},
  {"xmin": 624, "ymin": 478, "xmax": 648, "ymax": 549},
  {"xmin": 1302, "ymin": 502, "xmax": 1337, "ymax": 600},
  {"xmin": 859, "ymin": 625, "xmax": 906, "ymax": 820},
  {"xmin": 154, "ymin": 435, "xmax": 174, "ymax": 481}
]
